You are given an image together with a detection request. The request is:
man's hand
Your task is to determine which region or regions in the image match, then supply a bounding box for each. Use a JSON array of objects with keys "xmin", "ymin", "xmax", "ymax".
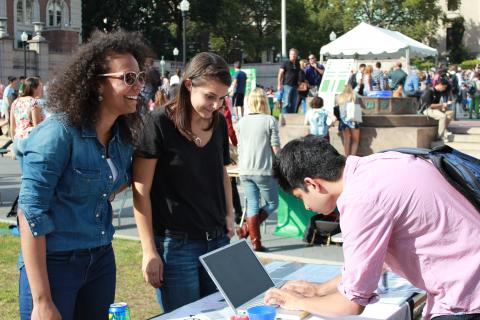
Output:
[
  {"xmin": 281, "ymin": 280, "xmax": 318, "ymax": 298},
  {"xmin": 264, "ymin": 287, "xmax": 304, "ymax": 311},
  {"xmin": 142, "ymin": 252, "xmax": 164, "ymax": 288},
  {"xmin": 32, "ymin": 300, "xmax": 61, "ymax": 320}
]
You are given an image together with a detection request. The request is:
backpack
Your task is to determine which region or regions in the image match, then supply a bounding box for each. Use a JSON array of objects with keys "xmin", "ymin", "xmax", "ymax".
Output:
[
  {"xmin": 382, "ymin": 146, "xmax": 480, "ymax": 212},
  {"xmin": 303, "ymin": 212, "xmax": 341, "ymax": 246},
  {"xmin": 309, "ymin": 110, "xmax": 328, "ymax": 136}
]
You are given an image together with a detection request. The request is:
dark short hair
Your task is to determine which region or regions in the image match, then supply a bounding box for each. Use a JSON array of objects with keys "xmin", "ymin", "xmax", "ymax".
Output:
[
  {"xmin": 438, "ymin": 77, "xmax": 449, "ymax": 86},
  {"xmin": 21, "ymin": 77, "xmax": 41, "ymax": 97},
  {"xmin": 19, "ymin": 76, "xmax": 26, "ymax": 80},
  {"xmin": 375, "ymin": 62, "xmax": 381, "ymax": 68},
  {"xmin": 273, "ymin": 135, "xmax": 345, "ymax": 192},
  {"xmin": 8, "ymin": 76, "xmax": 16, "ymax": 82},
  {"xmin": 359, "ymin": 63, "xmax": 366, "ymax": 68},
  {"xmin": 310, "ymin": 96, "xmax": 324, "ymax": 109}
]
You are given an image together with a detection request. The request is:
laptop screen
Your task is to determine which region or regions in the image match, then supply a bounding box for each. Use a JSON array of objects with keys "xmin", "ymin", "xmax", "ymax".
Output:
[{"xmin": 200, "ymin": 240, "xmax": 275, "ymax": 308}]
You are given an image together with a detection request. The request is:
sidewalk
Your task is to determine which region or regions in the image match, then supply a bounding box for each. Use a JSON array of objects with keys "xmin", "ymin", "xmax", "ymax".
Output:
[{"xmin": 0, "ymin": 141, "xmax": 343, "ymax": 265}]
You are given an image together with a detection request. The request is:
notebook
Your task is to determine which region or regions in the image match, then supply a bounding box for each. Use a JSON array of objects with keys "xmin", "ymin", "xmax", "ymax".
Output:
[{"xmin": 199, "ymin": 240, "xmax": 308, "ymax": 320}]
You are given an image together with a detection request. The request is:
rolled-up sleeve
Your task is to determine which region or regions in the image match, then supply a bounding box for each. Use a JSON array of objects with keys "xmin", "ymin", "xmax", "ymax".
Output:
[
  {"xmin": 269, "ymin": 117, "xmax": 280, "ymax": 148},
  {"xmin": 19, "ymin": 119, "xmax": 71, "ymax": 237},
  {"xmin": 337, "ymin": 200, "xmax": 394, "ymax": 306}
]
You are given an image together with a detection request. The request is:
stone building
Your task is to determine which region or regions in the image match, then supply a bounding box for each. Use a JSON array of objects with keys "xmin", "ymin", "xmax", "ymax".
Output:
[
  {"xmin": 438, "ymin": 0, "xmax": 480, "ymax": 59},
  {"xmin": 0, "ymin": 0, "xmax": 81, "ymax": 83}
]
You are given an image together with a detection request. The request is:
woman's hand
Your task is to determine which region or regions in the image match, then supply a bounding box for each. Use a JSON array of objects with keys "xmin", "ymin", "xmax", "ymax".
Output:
[
  {"xmin": 31, "ymin": 300, "xmax": 61, "ymax": 320},
  {"xmin": 226, "ymin": 214, "xmax": 235, "ymax": 238},
  {"xmin": 142, "ymin": 252, "xmax": 164, "ymax": 288}
]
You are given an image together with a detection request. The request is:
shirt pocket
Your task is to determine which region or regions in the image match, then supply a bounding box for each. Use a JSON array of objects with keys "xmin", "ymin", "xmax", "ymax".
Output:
[{"xmin": 72, "ymin": 167, "xmax": 103, "ymax": 196}]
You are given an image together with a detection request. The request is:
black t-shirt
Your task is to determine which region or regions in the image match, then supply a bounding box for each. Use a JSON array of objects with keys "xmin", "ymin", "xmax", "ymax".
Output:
[
  {"xmin": 281, "ymin": 60, "xmax": 300, "ymax": 86},
  {"xmin": 420, "ymin": 88, "xmax": 442, "ymax": 110},
  {"xmin": 135, "ymin": 107, "xmax": 231, "ymax": 235}
]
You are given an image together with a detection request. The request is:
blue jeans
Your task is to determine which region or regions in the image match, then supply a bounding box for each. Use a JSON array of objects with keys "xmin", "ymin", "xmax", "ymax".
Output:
[
  {"xmin": 240, "ymin": 175, "xmax": 279, "ymax": 217},
  {"xmin": 155, "ymin": 233, "xmax": 230, "ymax": 312},
  {"xmin": 19, "ymin": 244, "xmax": 116, "ymax": 320},
  {"xmin": 282, "ymin": 85, "xmax": 298, "ymax": 114}
]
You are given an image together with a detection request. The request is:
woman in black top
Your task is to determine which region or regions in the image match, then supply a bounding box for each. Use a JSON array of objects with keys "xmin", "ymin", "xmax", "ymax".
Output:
[{"xmin": 133, "ymin": 52, "xmax": 234, "ymax": 312}]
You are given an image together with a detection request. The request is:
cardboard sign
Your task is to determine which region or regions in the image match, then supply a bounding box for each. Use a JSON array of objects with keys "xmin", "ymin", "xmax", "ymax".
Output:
[{"xmin": 318, "ymin": 59, "xmax": 355, "ymax": 111}]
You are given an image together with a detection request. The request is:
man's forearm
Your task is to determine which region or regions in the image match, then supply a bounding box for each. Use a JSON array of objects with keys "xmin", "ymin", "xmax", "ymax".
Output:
[
  {"xmin": 296, "ymin": 291, "xmax": 364, "ymax": 317},
  {"xmin": 315, "ymin": 274, "xmax": 342, "ymax": 296}
]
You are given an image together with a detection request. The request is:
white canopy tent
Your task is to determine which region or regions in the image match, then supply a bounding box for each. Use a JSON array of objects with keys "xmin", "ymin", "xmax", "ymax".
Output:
[{"xmin": 319, "ymin": 22, "xmax": 437, "ymax": 69}]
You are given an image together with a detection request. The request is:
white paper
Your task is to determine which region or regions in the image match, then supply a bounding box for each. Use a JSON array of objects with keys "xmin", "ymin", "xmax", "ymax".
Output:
[{"xmin": 283, "ymin": 264, "xmax": 342, "ymax": 283}]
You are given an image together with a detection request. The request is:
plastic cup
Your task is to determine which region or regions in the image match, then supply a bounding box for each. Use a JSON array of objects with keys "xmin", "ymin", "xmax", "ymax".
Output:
[{"xmin": 247, "ymin": 305, "xmax": 277, "ymax": 320}]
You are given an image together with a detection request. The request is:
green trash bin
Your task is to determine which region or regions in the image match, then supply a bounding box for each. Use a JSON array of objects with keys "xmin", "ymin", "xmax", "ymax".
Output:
[{"xmin": 274, "ymin": 189, "xmax": 317, "ymax": 238}]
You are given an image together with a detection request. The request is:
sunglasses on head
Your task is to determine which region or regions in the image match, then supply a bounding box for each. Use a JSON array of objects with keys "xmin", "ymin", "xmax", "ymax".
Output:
[{"xmin": 98, "ymin": 71, "xmax": 146, "ymax": 86}]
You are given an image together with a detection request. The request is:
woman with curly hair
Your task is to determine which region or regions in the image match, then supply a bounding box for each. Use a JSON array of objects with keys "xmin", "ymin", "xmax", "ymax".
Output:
[
  {"xmin": 133, "ymin": 52, "xmax": 234, "ymax": 312},
  {"xmin": 17, "ymin": 30, "xmax": 152, "ymax": 320}
]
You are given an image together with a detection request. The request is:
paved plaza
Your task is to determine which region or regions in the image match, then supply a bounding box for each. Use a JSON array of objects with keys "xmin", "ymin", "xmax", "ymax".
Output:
[{"xmin": 0, "ymin": 134, "xmax": 343, "ymax": 265}]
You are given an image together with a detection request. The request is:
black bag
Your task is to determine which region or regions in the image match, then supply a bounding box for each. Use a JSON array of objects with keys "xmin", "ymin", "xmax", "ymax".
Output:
[
  {"xmin": 303, "ymin": 213, "xmax": 341, "ymax": 246},
  {"xmin": 382, "ymin": 146, "xmax": 480, "ymax": 212}
]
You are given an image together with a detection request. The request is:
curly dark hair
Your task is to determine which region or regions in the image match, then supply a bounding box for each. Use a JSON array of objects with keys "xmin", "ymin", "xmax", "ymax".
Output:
[{"xmin": 46, "ymin": 30, "xmax": 154, "ymax": 144}]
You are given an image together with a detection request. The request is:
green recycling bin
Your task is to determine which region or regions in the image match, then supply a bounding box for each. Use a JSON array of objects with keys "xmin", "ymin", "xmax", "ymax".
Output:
[{"xmin": 274, "ymin": 189, "xmax": 317, "ymax": 238}]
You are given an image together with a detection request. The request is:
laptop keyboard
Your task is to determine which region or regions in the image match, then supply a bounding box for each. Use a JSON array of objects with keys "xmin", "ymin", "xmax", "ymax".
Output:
[
  {"xmin": 241, "ymin": 280, "xmax": 285, "ymax": 310},
  {"xmin": 243, "ymin": 296, "xmax": 266, "ymax": 309}
]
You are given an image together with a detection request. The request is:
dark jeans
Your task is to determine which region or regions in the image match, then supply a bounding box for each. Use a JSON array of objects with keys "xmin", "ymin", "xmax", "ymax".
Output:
[
  {"xmin": 282, "ymin": 85, "xmax": 298, "ymax": 114},
  {"xmin": 155, "ymin": 233, "xmax": 230, "ymax": 312},
  {"xmin": 19, "ymin": 244, "xmax": 116, "ymax": 320},
  {"xmin": 231, "ymin": 177, "xmax": 243, "ymax": 224},
  {"xmin": 433, "ymin": 315, "xmax": 480, "ymax": 319}
]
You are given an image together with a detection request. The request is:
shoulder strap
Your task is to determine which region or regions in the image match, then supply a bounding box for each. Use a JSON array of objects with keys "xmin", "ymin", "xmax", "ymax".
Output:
[{"xmin": 380, "ymin": 146, "xmax": 480, "ymax": 212}]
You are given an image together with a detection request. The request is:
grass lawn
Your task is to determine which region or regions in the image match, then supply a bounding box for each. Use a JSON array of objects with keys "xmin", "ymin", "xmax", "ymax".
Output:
[{"xmin": 0, "ymin": 222, "xmax": 161, "ymax": 320}]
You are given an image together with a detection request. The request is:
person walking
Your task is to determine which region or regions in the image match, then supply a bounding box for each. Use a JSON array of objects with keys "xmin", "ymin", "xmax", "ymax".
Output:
[
  {"xmin": 389, "ymin": 62, "xmax": 408, "ymax": 91},
  {"xmin": 230, "ymin": 61, "xmax": 247, "ymax": 119},
  {"xmin": 335, "ymin": 85, "xmax": 361, "ymax": 156},
  {"xmin": 17, "ymin": 30, "xmax": 150, "ymax": 320},
  {"xmin": 236, "ymin": 88, "xmax": 280, "ymax": 251},
  {"xmin": 133, "ymin": 52, "xmax": 234, "ymax": 312},
  {"xmin": 304, "ymin": 54, "xmax": 324, "ymax": 97},
  {"xmin": 278, "ymin": 48, "xmax": 300, "ymax": 113}
]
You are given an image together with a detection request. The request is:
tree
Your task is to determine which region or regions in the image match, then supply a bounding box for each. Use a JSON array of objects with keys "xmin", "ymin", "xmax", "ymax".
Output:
[{"xmin": 82, "ymin": 0, "xmax": 448, "ymax": 63}]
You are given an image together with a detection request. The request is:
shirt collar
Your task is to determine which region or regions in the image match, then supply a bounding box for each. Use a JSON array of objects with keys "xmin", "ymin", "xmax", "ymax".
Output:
[{"xmin": 81, "ymin": 121, "xmax": 121, "ymax": 141}]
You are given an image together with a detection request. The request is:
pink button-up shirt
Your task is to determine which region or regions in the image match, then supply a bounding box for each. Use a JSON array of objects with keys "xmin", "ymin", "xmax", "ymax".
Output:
[{"xmin": 336, "ymin": 152, "xmax": 480, "ymax": 319}]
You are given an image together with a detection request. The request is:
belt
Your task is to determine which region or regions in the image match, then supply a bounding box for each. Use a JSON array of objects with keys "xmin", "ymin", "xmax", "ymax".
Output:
[
  {"xmin": 50, "ymin": 243, "xmax": 112, "ymax": 256},
  {"xmin": 159, "ymin": 228, "xmax": 225, "ymax": 241}
]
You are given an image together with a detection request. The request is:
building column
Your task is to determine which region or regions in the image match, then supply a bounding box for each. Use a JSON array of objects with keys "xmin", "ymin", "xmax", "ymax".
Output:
[
  {"xmin": 28, "ymin": 23, "xmax": 49, "ymax": 81},
  {"xmin": 0, "ymin": 0, "xmax": 8, "ymax": 38}
]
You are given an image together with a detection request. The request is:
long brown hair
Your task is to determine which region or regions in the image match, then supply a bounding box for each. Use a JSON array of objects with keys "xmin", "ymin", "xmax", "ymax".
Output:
[{"xmin": 165, "ymin": 52, "xmax": 232, "ymax": 140}]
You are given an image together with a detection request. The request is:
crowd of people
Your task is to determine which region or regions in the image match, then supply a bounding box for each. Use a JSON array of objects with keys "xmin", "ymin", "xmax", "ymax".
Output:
[{"xmin": 1, "ymin": 30, "xmax": 479, "ymax": 320}]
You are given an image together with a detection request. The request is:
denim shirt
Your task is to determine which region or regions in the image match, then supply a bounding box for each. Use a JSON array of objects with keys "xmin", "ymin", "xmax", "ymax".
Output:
[{"xmin": 18, "ymin": 115, "xmax": 133, "ymax": 253}]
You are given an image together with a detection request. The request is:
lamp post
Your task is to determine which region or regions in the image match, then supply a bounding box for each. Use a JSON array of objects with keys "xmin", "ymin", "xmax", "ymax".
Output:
[
  {"xmin": 160, "ymin": 56, "xmax": 166, "ymax": 77},
  {"xmin": 21, "ymin": 31, "xmax": 28, "ymax": 78},
  {"xmin": 173, "ymin": 47, "xmax": 179, "ymax": 70},
  {"xmin": 329, "ymin": 31, "xmax": 337, "ymax": 42},
  {"xmin": 180, "ymin": 0, "xmax": 190, "ymax": 67}
]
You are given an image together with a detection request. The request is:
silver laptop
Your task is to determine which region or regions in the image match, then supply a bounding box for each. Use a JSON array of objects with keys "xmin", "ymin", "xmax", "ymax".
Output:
[{"xmin": 199, "ymin": 240, "xmax": 308, "ymax": 319}]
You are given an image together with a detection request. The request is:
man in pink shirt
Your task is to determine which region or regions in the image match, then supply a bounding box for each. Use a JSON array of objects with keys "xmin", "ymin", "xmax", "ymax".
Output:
[{"xmin": 265, "ymin": 135, "xmax": 480, "ymax": 319}]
